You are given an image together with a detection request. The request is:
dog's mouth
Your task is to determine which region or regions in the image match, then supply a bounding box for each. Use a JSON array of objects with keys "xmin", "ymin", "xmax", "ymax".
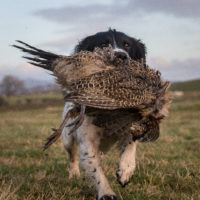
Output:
[
  {"xmin": 112, "ymin": 55, "xmax": 130, "ymax": 66},
  {"xmin": 114, "ymin": 51, "xmax": 129, "ymax": 60}
]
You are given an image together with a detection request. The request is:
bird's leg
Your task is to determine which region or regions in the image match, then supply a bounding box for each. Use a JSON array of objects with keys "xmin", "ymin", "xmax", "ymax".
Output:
[
  {"xmin": 67, "ymin": 104, "xmax": 86, "ymax": 127},
  {"xmin": 43, "ymin": 110, "xmax": 72, "ymax": 150},
  {"xmin": 76, "ymin": 117, "xmax": 116, "ymax": 200},
  {"xmin": 68, "ymin": 104, "xmax": 86, "ymax": 135},
  {"xmin": 116, "ymin": 140, "xmax": 138, "ymax": 187}
]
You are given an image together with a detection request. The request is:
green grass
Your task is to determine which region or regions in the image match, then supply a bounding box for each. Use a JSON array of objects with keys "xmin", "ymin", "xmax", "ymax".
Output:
[
  {"xmin": 0, "ymin": 93, "xmax": 200, "ymax": 200},
  {"xmin": 170, "ymin": 79, "xmax": 200, "ymax": 92}
]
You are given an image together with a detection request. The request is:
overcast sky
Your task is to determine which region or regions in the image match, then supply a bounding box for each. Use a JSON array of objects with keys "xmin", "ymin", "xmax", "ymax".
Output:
[{"xmin": 0, "ymin": 0, "xmax": 200, "ymax": 82}]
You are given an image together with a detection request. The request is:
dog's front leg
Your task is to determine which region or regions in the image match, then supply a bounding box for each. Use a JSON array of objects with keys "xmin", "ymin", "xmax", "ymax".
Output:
[
  {"xmin": 62, "ymin": 103, "xmax": 80, "ymax": 179},
  {"xmin": 76, "ymin": 117, "xmax": 117, "ymax": 200},
  {"xmin": 116, "ymin": 140, "xmax": 138, "ymax": 187}
]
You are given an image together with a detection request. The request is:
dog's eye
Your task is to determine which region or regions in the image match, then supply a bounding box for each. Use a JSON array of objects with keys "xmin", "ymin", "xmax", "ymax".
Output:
[{"xmin": 124, "ymin": 42, "xmax": 130, "ymax": 48}]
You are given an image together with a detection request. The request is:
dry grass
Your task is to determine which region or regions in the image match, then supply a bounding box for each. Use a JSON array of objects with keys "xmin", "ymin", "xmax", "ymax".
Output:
[{"xmin": 0, "ymin": 93, "xmax": 200, "ymax": 200}]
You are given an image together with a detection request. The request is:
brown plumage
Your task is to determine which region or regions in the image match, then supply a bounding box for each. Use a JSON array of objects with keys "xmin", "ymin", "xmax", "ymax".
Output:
[{"xmin": 13, "ymin": 41, "xmax": 171, "ymax": 149}]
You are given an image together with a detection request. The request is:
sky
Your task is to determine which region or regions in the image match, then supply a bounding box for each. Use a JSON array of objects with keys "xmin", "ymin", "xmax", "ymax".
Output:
[{"xmin": 0, "ymin": 0, "xmax": 200, "ymax": 83}]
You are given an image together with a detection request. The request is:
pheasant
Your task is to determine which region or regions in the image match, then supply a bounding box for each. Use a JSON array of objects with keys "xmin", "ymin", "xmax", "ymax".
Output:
[{"xmin": 13, "ymin": 41, "xmax": 171, "ymax": 150}]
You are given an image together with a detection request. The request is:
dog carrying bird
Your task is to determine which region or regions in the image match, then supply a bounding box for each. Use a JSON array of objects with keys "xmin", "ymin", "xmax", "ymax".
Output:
[
  {"xmin": 13, "ymin": 29, "xmax": 171, "ymax": 200},
  {"xmin": 13, "ymin": 41, "xmax": 170, "ymax": 143}
]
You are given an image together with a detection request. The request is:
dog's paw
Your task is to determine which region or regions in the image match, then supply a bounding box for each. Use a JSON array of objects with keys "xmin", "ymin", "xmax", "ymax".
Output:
[
  {"xmin": 116, "ymin": 168, "xmax": 133, "ymax": 187},
  {"xmin": 99, "ymin": 195, "xmax": 117, "ymax": 200},
  {"xmin": 68, "ymin": 167, "xmax": 80, "ymax": 179}
]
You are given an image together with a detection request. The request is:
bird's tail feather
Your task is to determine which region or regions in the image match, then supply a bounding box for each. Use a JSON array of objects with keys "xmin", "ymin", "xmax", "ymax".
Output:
[{"xmin": 12, "ymin": 40, "xmax": 59, "ymax": 71}]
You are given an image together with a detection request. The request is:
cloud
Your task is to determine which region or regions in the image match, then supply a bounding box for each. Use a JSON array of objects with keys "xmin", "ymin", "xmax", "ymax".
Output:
[
  {"xmin": 132, "ymin": 0, "xmax": 200, "ymax": 20},
  {"xmin": 41, "ymin": 36, "xmax": 78, "ymax": 54},
  {"xmin": 34, "ymin": 4, "xmax": 121, "ymax": 24},
  {"xmin": 149, "ymin": 57, "xmax": 200, "ymax": 81},
  {"xmin": 34, "ymin": 0, "xmax": 200, "ymax": 26}
]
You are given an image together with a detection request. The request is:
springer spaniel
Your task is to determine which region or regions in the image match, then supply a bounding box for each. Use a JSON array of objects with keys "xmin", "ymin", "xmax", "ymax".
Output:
[{"xmin": 62, "ymin": 29, "xmax": 146, "ymax": 200}]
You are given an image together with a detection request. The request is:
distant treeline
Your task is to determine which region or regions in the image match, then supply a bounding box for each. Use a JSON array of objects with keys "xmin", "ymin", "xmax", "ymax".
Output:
[{"xmin": 0, "ymin": 75, "xmax": 61, "ymax": 96}]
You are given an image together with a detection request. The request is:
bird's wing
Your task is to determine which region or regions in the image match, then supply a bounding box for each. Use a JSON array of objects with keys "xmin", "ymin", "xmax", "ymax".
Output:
[
  {"xmin": 65, "ymin": 65, "xmax": 155, "ymax": 109},
  {"xmin": 138, "ymin": 119, "xmax": 160, "ymax": 142}
]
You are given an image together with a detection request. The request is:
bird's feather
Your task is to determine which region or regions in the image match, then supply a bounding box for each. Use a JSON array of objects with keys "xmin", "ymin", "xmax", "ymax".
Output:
[{"xmin": 13, "ymin": 41, "xmax": 171, "ymax": 148}]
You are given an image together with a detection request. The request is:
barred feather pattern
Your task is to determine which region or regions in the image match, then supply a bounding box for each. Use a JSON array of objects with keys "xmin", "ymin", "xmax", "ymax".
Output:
[
  {"xmin": 13, "ymin": 41, "xmax": 171, "ymax": 144},
  {"xmin": 65, "ymin": 59, "xmax": 170, "ymax": 118}
]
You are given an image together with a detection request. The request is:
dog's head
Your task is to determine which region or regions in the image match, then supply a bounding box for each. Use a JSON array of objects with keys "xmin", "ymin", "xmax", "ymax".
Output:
[{"xmin": 75, "ymin": 29, "xmax": 146, "ymax": 61}]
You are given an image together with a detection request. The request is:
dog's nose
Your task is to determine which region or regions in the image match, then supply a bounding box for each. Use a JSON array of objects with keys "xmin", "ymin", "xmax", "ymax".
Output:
[{"xmin": 114, "ymin": 52, "xmax": 128, "ymax": 60}]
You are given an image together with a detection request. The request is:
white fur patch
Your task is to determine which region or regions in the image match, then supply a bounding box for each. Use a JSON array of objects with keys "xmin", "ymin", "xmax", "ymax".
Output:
[
  {"xmin": 113, "ymin": 38, "xmax": 130, "ymax": 59},
  {"xmin": 62, "ymin": 102, "xmax": 75, "ymax": 120}
]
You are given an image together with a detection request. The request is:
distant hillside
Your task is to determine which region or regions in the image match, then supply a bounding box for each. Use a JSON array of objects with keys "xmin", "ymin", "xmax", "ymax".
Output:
[{"xmin": 170, "ymin": 79, "xmax": 200, "ymax": 92}]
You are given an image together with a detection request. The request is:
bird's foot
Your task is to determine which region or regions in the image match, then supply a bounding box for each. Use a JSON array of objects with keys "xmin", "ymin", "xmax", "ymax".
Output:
[
  {"xmin": 43, "ymin": 109, "xmax": 71, "ymax": 150},
  {"xmin": 67, "ymin": 104, "xmax": 86, "ymax": 134}
]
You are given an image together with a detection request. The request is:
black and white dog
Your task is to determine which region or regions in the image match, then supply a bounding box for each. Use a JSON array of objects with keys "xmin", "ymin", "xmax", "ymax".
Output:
[{"xmin": 62, "ymin": 29, "xmax": 146, "ymax": 200}]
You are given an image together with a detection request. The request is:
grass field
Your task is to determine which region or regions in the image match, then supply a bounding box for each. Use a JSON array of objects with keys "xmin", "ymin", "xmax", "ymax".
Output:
[
  {"xmin": 0, "ymin": 92, "xmax": 200, "ymax": 200},
  {"xmin": 170, "ymin": 79, "xmax": 200, "ymax": 92}
]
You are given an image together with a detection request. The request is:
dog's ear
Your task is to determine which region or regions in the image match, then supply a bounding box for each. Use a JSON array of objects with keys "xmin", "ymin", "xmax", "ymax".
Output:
[
  {"xmin": 137, "ymin": 39, "xmax": 146, "ymax": 60},
  {"xmin": 130, "ymin": 39, "xmax": 146, "ymax": 61},
  {"xmin": 75, "ymin": 35, "xmax": 97, "ymax": 53}
]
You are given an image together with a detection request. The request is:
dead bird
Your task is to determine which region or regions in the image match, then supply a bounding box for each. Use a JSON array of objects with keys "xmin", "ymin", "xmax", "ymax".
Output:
[{"xmin": 13, "ymin": 41, "xmax": 171, "ymax": 149}]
